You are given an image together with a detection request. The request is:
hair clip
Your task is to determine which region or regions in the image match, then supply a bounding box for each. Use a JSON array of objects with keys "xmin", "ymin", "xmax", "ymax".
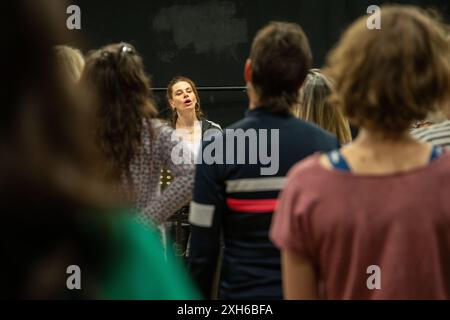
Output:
[{"xmin": 120, "ymin": 44, "xmax": 133, "ymax": 56}]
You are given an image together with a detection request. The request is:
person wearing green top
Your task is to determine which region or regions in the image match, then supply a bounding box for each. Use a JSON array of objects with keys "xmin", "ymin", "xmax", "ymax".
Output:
[
  {"xmin": 2, "ymin": 0, "xmax": 199, "ymax": 300},
  {"xmin": 102, "ymin": 213, "xmax": 200, "ymax": 299}
]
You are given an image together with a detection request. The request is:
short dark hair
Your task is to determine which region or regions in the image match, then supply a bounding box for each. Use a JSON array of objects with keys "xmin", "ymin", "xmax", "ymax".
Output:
[{"xmin": 250, "ymin": 21, "xmax": 312, "ymax": 114}]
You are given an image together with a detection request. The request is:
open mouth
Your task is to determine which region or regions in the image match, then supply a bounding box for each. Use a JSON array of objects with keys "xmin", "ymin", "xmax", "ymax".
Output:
[{"xmin": 184, "ymin": 99, "xmax": 192, "ymax": 106}]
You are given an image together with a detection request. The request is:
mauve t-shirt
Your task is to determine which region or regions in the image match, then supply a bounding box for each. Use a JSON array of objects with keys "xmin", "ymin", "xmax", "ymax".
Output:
[{"xmin": 270, "ymin": 152, "xmax": 450, "ymax": 299}]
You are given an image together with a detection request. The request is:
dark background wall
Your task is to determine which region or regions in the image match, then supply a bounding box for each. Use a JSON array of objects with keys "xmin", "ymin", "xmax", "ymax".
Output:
[{"xmin": 70, "ymin": 0, "xmax": 449, "ymax": 127}]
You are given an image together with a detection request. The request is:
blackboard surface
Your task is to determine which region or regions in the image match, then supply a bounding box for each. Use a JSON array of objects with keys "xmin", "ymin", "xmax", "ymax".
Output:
[{"xmin": 71, "ymin": 0, "xmax": 449, "ymax": 125}]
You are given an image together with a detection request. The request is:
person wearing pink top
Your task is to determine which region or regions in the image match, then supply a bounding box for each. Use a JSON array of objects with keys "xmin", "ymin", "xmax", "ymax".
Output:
[{"xmin": 270, "ymin": 5, "xmax": 450, "ymax": 300}]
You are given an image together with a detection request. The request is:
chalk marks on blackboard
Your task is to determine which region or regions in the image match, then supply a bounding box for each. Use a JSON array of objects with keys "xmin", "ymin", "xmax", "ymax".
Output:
[{"xmin": 152, "ymin": 0, "xmax": 248, "ymax": 62}]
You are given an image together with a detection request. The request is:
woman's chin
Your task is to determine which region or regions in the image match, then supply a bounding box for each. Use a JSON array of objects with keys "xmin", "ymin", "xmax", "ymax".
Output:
[{"xmin": 180, "ymin": 105, "xmax": 195, "ymax": 111}]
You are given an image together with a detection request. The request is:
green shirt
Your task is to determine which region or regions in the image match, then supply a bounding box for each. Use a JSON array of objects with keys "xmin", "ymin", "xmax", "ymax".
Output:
[{"xmin": 101, "ymin": 214, "xmax": 200, "ymax": 300}]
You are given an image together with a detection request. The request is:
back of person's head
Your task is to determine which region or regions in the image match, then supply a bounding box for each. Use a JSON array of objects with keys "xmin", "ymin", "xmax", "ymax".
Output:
[
  {"xmin": 81, "ymin": 43, "xmax": 158, "ymax": 181},
  {"xmin": 249, "ymin": 21, "xmax": 312, "ymax": 114},
  {"xmin": 296, "ymin": 69, "xmax": 352, "ymax": 144},
  {"xmin": 2, "ymin": 0, "xmax": 114, "ymax": 299},
  {"xmin": 54, "ymin": 45, "xmax": 85, "ymax": 84},
  {"xmin": 166, "ymin": 75, "xmax": 204, "ymax": 127},
  {"xmin": 325, "ymin": 5, "xmax": 450, "ymax": 137}
]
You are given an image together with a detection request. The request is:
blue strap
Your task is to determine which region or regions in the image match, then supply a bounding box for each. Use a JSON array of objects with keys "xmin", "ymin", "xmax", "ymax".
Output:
[
  {"xmin": 328, "ymin": 146, "xmax": 442, "ymax": 172},
  {"xmin": 327, "ymin": 150, "xmax": 352, "ymax": 172},
  {"xmin": 429, "ymin": 146, "xmax": 443, "ymax": 163}
]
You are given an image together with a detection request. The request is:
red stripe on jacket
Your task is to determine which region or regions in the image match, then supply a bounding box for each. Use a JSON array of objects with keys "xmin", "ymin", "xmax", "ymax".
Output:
[{"xmin": 226, "ymin": 198, "xmax": 278, "ymax": 213}]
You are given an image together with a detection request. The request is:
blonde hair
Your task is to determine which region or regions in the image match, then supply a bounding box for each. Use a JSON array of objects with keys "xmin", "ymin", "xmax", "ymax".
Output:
[
  {"xmin": 296, "ymin": 69, "xmax": 352, "ymax": 144},
  {"xmin": 54, "ymin": 45, "xmax": 85, "ymax": 83}
]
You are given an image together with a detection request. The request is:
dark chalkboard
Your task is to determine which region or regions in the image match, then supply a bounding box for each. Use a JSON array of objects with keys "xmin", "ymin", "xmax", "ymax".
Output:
[
  {"xmin": 71, "ymin": 0, "xmax": 449, "ymax": 125},
  {"xmin": 73, "ymin": 0, "xmax": 449, "ymax": 87}
]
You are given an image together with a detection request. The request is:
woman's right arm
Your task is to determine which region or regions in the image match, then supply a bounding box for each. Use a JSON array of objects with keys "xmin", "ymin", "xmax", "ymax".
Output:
[{"xmin": 282, "ymin": 250, "xmax": 319, "ymax": 300}]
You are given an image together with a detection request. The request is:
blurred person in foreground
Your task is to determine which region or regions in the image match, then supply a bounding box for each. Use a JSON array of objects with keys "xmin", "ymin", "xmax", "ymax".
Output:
[
  {"xmin": 271, "ymin": 5, "xmax": 450, "ymax": 299},
  {"xmin": 0, "ymin": 0, "xmax": 198, "ymax": 299}
]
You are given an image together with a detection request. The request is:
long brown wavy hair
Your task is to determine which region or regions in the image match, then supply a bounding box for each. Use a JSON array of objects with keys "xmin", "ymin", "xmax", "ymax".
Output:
[
  {"xmin": 166, "ymin": 76, "xmax": 204, "ymax": 128},
  {"xmin": 82, "ymin": 43, "xmax": 158, "ymax": 181}
]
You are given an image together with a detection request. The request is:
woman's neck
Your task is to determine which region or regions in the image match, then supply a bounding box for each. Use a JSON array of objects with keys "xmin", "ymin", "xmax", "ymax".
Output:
[
  {"xmin": 337, "ymin": 128, "xmax": 432, "ymax": 174},
  {"xmin": 176, "ymin": 110, "xmax": 197, "ymax": 129},
  {"xmin": 352, "ymin": 128, "xmax": 419, "ymax": 151},
  {"xmin": 319, "ymin": 127, "xmax": 433, "ymax": 174}
]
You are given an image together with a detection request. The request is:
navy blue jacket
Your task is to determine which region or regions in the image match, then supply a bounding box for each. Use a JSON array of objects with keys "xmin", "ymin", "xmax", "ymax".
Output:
[{"xmin": 188, "ymin": 108, "xmax": 339, "ymax": 299}]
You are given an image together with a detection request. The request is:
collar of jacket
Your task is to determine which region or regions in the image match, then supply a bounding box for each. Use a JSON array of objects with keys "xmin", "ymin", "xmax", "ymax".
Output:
[{"xmin": 245, "ymin": 107, "xmax": 292, "ymax": 119}]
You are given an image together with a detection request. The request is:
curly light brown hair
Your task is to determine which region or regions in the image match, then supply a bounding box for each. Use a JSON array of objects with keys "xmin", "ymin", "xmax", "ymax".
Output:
[
  {"xmin": 82, "ymin": 43, "xmax": 158, "ymax": 180},
  {"xmin": 325, "ymin": 5, "xmax": 450, "ymax": 137}
]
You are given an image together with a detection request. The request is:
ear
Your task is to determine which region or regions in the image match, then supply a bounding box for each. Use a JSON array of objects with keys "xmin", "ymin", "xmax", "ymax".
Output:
[
  {"xmin": 244, "ymin": 59, "xmax": 252, "ymax": 83},
  {"xmin": 169, "ymin": 99, "xmax": 175, "ymax": 109}
]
